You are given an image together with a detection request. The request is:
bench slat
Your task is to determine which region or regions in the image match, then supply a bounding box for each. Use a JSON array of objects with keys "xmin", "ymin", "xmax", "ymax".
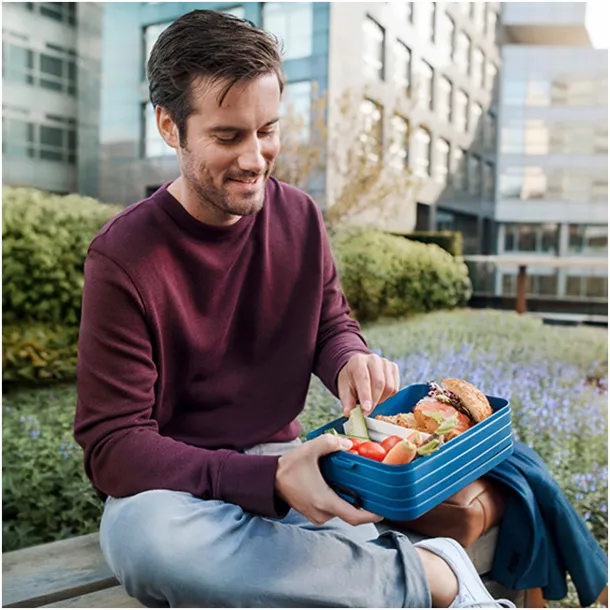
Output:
[
  {"xmin": 41, "ymin": 585, "xmax": 144, "ymax": 608},
  {"xmin": 2, "ymin": 533, "xmax": 117, "ymax": 608}
]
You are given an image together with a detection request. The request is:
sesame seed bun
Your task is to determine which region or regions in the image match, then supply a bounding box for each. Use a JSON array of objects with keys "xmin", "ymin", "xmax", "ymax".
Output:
[{"xmin": 441, "ymin": 378, "xmax": 493, "ymax": 423}]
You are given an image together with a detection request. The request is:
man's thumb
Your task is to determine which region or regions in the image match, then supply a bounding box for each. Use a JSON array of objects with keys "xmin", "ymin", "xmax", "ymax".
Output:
[{"xmin": 313, "ymin": 433, "xmax": 352, "ymax": 457}]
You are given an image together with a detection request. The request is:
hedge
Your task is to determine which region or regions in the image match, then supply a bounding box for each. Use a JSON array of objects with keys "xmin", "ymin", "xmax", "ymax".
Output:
[
  {"xmin": 331, "ymin": 227, "xmax": 472, "ymax": 322},
  {"xmin": 2, "ymin": 187, "xmax": 122, "ymax": 326},
  {"xmin": 2, "ymin": 187, "xmax": 122, "ymax": 386},
  {"xmin": 400, "ymin": 231, "xmax": 463, "ymax": 258}
]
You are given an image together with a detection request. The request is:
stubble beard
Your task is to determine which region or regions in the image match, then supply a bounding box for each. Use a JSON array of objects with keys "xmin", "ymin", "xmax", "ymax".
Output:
[{"xmin": 182, "ymin": 151, "xmax": 275, "ymax": 220}]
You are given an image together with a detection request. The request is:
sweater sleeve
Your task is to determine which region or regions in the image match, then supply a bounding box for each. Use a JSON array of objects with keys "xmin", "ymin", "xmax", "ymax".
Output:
[
  {"xmin": 312, "ymin": 213, "xmax": 372, "ymax": 396},
  {"xmin": 74, "ymin": 249, "xmax": 287, "ymax": 518}
]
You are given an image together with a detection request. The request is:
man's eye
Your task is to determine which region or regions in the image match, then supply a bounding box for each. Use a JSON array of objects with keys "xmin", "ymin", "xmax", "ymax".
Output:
[
  {"xmin": 258, "ymin": 130, "xmax": 276, "ymax": 137},
  {"xmin": 216, "ymin": 135, "xmax": 238, "ymax": 144}
]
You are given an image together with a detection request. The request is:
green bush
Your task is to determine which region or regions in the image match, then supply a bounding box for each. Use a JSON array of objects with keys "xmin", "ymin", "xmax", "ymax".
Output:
[
  {"xmin": 401, "ymin": 231, "xmax": 463, "ymax": 258},
  {"xmin": 2, "ymin": 385, "xmax": 102, "ymax": 552},
  {"xmin": 2, "ymin": 323, "xmax": 79, "ymax": 388},
  {"xmin": 332, "ymin": 227, "xmax": 472, "ymax": 322},
  {"xmin": 2, "ymin": 187, "xmax": 122, "ymax": 326}
]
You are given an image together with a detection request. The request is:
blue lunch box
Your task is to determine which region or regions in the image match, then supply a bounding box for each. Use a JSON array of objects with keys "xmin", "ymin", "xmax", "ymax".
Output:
[{"xmin": 306, "ymin": 383, "xmax": 513, "ymax": 521}]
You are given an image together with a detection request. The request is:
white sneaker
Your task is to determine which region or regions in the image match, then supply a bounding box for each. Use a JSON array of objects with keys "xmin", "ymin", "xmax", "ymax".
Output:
[{"xmin": 415, "ymin": 537, "xmax": 516, "ymax": 609}]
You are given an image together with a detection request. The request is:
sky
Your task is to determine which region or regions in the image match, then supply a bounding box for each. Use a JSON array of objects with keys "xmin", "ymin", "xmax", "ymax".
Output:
[{"xmin": 585, "ymin": 1, "xmax": 609, "ymax": 49}]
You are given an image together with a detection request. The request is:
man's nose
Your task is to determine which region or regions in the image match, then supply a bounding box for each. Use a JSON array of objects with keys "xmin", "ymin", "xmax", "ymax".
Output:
[{"xmin": 237, "ymin": 137, "xmax": 266, "ymax": 174}]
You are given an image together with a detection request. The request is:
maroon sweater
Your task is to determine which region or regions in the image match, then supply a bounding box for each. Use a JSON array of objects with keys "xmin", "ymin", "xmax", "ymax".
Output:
[{"xmin": 74, "ymin": 178, "xmax": 370, "ymax": 517}]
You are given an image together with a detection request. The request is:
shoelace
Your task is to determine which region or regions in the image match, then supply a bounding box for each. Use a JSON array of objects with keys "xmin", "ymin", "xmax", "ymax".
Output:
[{"xmin": 453, "ymin": 599, "xmax": 516, "ymax": 608}]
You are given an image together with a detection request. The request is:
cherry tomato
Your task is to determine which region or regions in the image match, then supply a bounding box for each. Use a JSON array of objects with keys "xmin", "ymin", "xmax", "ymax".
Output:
[
  {"xmin": 347, "ymin": 449, "xmax": 359, "ymax": 455},
  {"xmin": 357, "ymin": 441, "xmax": 387, "ymax": 462},
  {"xmin": 381, "ymin": 435, "xmax": 403, "ymax": 453},
  {"xmin": 348, "ymin": 437, "xmax": 362, "ymax": 449}
]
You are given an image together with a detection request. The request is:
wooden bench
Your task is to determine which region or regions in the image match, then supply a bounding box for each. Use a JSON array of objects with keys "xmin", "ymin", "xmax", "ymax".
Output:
[{"xmin": 2, "ymin": 528, "xmax": 523, "ymax": 608}]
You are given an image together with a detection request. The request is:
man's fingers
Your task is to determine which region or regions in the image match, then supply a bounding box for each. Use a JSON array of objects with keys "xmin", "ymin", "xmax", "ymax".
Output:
[
  {"xmin": 379, "ymin": 359, "xmax": 400, "ymax": 404},
  {"xmin": 321, "ymin": 487, "xmax": 384, "ymax": 526},
  {"xmin": 392, "ymin": 362, "xmax": 401, "ymax": 393},
  {"xmin": 366, "ymin": 357, "xmax": 386, "ymax": 410},
  {"xmin": 351, "ymin": 363, "xmax": 373, "ymax": 415}
]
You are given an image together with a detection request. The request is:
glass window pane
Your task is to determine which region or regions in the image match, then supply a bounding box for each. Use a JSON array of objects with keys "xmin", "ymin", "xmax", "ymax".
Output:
[
  {"xmin": 417, "ymin": 60, "xmax": 434, "ymax": 109},
  {"xmin": 264, "ymin": 3, "xmax": 313, "ymax": 61},
  {"xmin": 435, "ymin": 138, "xmax": 450, "ymax": 182},
  {"xmin": 437, "ymin": 76, "xmax": 452, "ymax": 123},
  {"xmin": 362, "ymin": 15, "xmax": 385, "ymax": 80},
  {"xmin": 40, "ymin": 125, "xmax": 63, "ymax": 147},
  {"xmin": 414, "ymin": 127, "xmax": 431, "ymax": 176},
  {"xmin": 40, "ymin": 78, "xmax": 63, "ymax": 92},
  {"xmin": 281, "ymin": 80, "xmax": 312, "ymax": 142},
  {"xmin": 393, "ymin": 41, "xmax": 411, "ymax": 97},
  {"xmin": 389, "ymin": 115, "xmax": 409, "ymax": 170}
]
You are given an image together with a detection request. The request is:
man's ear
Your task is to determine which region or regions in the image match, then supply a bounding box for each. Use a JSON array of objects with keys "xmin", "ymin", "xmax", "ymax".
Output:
[{"xmin": 156, "ymin": 106, "xmax": 180, "ymax": 149}]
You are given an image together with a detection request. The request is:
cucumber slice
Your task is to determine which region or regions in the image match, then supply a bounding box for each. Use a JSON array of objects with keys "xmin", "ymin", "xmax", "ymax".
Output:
[
  {"xmin": 327, "ymin": 429, "xmax": 370, "ymax": 442},
  {"xmin": 343, "ymin": 405, "xmax": 371, "ymax": 440}
]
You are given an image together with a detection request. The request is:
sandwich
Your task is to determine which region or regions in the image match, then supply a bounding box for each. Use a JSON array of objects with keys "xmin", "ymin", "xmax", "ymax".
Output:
[{"xmin": 413, "ymin": 379, "xmax": 493, "ymax": 439}]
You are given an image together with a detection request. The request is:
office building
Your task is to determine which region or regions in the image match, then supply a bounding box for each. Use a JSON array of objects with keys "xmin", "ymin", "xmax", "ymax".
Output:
[
  {"xmin": 2, "ymin": 2, "xmax": 103, "ymax": 196},
  {"xmin": 97, "ymin": 2, "xmax": 501, "ymax": 240},
  {"xmin": 494, "ymin": 2, "xmax": 608, "ymax": 303}
]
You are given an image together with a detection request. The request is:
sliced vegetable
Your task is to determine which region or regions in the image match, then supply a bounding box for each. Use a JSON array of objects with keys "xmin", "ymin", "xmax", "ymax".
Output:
[
  {"xmin": 417, "ymin": 438, "xmax": 442, "ymax": 457},
  {"xmin": 344, "ymin": 405, "xmax": 370, "ymax": 440},
  {"xmin": 382, "ymin": 439, "xmax": 418, "ymax": 465}
]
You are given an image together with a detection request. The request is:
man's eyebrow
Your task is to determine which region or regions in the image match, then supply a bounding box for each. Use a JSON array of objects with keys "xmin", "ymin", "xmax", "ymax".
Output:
[{"xmin": 209, "ymin": 118, "xmax": 280, "ymax": 133}]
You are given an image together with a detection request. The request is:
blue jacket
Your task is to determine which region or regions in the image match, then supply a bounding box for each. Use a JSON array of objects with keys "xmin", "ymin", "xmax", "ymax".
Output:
[{"xmin": 486, "ymin": 442, "xmax": 607, "ymax": 607}]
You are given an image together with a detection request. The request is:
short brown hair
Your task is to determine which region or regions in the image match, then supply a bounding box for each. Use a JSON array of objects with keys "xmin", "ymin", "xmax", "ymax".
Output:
[{"xmin": 147, "ymin": 10, "xmax": 285, "ymax": 146}]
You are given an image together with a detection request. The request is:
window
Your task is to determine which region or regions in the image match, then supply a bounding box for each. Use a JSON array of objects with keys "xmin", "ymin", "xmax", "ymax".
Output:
[
  {"xmin": 504, "ymin": 224, "xmax": 559, "ymax": 254},
  {"xmin": 37, "ymin": 3, "xmax": 76, "ymax": 25},
  {"xmin": 486, "ymin": 62, "xmax": 497, "ymax": 93},
  {"xmin": 471, "ymin": 2, "xmax": 485, "ymax": 32},
  {"xmin": 454, "ymin": 89, "xmax": 468, "ymax": 132},
  {"xmin": 263, "ymin": 3, "xmax": 313, "ymax": 61},
  {"xmin": 281, "ymin": 81, "xmax": 312, "ymax": 142},
  {"xmin": 454, "ymin": 32, "xmax": 470, "ymax": 75},
  {"xmin": 453, "ymin": 147, "xmax": 467, "ymax": 190},
  {"xmin": 360, "ymin": 99, "xmax": 383, "ymax": 164},
  {"xmin": 484, "ymin": 112, "xmax": 496, "ymax": 152},
  {"xmin": 142, "ymin": 103, "xmax": 174, "ymax": 158},
  {"xmin": 395, "ymin": 2, "xmax": 414, "ymax": 23},
  {"xmin": 551, "ymin": 77, "xmax": 607, "ymax": 106},
  {"xmin": 527, "ymin": 79, "xmax": 551, "ymax": 107},
  {"xmin": 389, "ymin": 115, "xmax": 409, "ymax": 170},
  {"xmin": 594, "ymin": 126, "xmax": 608, "ymax": 154},
  {"xmin": 437, "ymin": 76, "xmax": 452, "ymax": 123},
  {"xmin": 524, "ymin": 119, "xmax": 548, "ymax": 154},
  {"xmin": 471, "ymin": 102, "xmax": 483, "ymax": 134},
  {"xmin": 486, "ymin": 6, "xmax": 497, "ymax": 42},
  {"xmin": 471, "ymin": 48, "xmax": 484, "ymax": 88},
  {"xmin": 3, "ymin": 43, "xmax": 35, "ymax": 85},
  {"xmin": 567, "ymin": 275, "xmax": 608, "ymax": 298},
  {"xmin": 143, "ymin": 22, "xmax": 171, "ymax": 76},
  {"xmin": 418, "ymin": 60, "xmax": 434, "ymax": 110},
  {"xmin": 484, "ymin": 162, "xmax": 495, "ymax": 199},
  {"xmin": 501, "ymin": 119, "xmax": 524, "ymax": 153},
  {"xmin": 3, "ymin": 118, "xmax": 76, "ymax": 163},
  {"xmin": 39, "ymin": 53, "xmax": 76, "ymax": 95},
  {"xmin": 469, "ymin": 155, "xmax": 481, "ymax": 196},
  {"xmin": 362, "ymin": 16, "xmax": 385, "ymax": 81},
  {"xmin": 435, "ymin": 138, "xmax": 450, "ymax": 183},
  {"xmin": 499, "ymin": 167, "xmax": 523, "ymax": 199},
  {"xmin": 568, "ymin": 225, "xmax": 608, "ymax": 255},
  {"xmin": 522, "ymin": 166, "xmax": 546, "ymax": 199},
  {"xmin": 393, "ymin": 41, "xmax": 411, "ymax": 97},
  {"xmin": 439, "ymin": 11, "xmax": 454, "ymax": 59},
  {"xmin": 419, "ymin": 2, "xmax": 436, "ymax": 43},
  {"xmin": 414, "ymin": 127, "xmax": 432, "ymax": 176}
]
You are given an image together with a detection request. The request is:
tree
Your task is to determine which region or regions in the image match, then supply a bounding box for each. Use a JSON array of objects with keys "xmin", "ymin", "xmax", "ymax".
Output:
[{"xmin": 273, "ymin": 84, "xmax": 421, "ymax": 232}]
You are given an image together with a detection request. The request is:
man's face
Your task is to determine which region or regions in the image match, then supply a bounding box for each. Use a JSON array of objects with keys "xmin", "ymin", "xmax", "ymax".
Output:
[{"xmin": 173, "ymin": 74, "xmax": 281, "ymax": 222}]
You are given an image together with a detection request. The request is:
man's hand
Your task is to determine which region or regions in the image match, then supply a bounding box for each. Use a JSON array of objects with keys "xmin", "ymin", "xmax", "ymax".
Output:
[
  {"xmin": 337, "ymin": 353, "xmax": 400, "ymax": 417},
  {"xmin": 275, "ymin": 434, "xmax": 383, "ymax": 526}
]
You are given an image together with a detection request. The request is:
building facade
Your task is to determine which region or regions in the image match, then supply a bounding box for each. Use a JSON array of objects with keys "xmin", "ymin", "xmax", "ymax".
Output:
[
  {"xmin": 494, "ymin": 2, "xmax": 608, "ymax": 303},
  {"xmin": 2, "ymin": 2, "xmax": 103, "ymax": 196},
  {"xmin": 96, "ymin": 2, "xmax": 501, "ymax": 240}
]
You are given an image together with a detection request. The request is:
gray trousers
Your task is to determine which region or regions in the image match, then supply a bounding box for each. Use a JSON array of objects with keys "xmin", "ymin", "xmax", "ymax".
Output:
[{"xmin": 99, "ymin": 440, "xmax": 432, "ymax": 608}]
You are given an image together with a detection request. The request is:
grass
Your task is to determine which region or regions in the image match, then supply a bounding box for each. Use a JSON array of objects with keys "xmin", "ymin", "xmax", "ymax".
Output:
[{"xmin": 3, "ymin": 309, "xmax": 607, "ymax": 606}]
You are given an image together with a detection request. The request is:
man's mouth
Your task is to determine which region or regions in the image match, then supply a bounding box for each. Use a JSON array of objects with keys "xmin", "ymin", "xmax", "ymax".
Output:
[{"xmin": 228, "ymin": 176, "xmax": 261, "ymax": 184}]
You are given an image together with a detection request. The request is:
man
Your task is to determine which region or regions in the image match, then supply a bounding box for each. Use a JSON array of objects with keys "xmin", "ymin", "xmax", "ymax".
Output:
[{"xmin": 75, "ymin": 10, "xmax": 514, "ymax": 608}]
